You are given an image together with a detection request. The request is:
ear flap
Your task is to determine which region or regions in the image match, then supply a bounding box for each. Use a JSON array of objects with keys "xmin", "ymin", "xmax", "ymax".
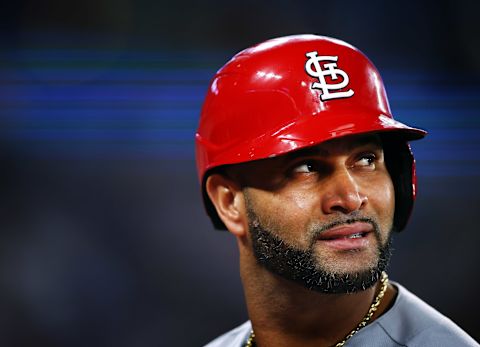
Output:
[{"xmin": 382, "ymin": 136, "xmax": 415, "ymax": 232}]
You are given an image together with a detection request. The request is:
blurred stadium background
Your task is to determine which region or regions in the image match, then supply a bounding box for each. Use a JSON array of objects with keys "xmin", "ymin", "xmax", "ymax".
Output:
[{"xmin": 0, "ymin": 0, "xmax": 479, "ymax": 346}]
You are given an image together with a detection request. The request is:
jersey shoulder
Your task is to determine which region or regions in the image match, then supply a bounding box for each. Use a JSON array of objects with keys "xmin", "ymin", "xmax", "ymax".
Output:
[{"xmin": 375, "ymin": 282, "xmax": 478, "ymax": 347}]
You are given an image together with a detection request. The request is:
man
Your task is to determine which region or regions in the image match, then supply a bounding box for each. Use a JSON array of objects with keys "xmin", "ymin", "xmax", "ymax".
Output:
[{"xmin": 195, "ymin": 35, "xmax": 478, "ymax": 347}]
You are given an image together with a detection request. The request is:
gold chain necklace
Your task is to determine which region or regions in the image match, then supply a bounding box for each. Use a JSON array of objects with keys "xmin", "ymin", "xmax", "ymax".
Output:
[{"xmin": 245, "ymin": 271, "xmax": 389, "ymax": 347}]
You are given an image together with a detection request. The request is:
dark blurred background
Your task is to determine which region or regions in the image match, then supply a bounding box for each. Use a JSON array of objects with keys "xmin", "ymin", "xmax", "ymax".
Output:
[{"xmin": 0, "ymin": 0, "xmax": 479, "ymax": 346}]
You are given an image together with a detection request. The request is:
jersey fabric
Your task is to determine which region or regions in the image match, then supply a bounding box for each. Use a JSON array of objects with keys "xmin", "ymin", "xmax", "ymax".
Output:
[{"xmin": 203, "ymin": 282, "xmax": 478, "ymax": 347}]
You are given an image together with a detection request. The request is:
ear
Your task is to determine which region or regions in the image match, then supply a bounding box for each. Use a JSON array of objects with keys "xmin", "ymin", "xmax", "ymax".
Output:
[{"xmin": 205, "ymin": 174, "xmax": 247, "ymax": 237}]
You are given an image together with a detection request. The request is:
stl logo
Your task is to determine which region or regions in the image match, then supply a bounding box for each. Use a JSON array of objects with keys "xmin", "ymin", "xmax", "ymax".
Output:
[{"xmin": 305, "ymin": 51, "xmax": 354, "ymax": 101}]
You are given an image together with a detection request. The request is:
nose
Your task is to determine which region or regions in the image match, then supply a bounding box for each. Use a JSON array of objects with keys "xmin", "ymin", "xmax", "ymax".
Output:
[{"xmin": 320, "ymin": 168, "xmax": 368, "ymax": 215}]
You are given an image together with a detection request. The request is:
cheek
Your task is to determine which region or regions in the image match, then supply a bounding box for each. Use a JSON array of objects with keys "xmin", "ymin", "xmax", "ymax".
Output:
[
  {"xmin": 273, "ymin": 190, "xmax": 321, "ymax": 243},
  {"xmin": 249, "ymin": 189, "xmax": 318, "ymax": 244},
  {"xmin": 369, "ymin": 176, "xmax": 395, "ymax": 231},
  {"xmin": 287, "ymin": 190, "xmax": 316, "ymax": 211}
]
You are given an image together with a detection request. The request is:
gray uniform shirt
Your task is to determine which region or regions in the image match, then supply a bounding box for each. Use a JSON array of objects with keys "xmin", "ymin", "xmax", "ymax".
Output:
[{"xmin": 204, "ymin": 282, "xmax": 478, "ymax": 347}]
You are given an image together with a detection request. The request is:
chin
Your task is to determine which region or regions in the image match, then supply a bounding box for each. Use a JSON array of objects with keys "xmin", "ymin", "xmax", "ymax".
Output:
[{"xmin": 313, "ymin": 250, "xmax": 380, "ymax": 275}]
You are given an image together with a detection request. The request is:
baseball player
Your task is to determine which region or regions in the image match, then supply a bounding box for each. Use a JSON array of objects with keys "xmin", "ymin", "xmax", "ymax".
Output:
[{"xmin": 195, "ymin": 35, "xmax": 478, "ymax": 347}]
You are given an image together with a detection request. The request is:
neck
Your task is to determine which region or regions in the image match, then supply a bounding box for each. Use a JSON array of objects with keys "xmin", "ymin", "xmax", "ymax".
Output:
[{"xmin": 240, "ymin": 251, "xmax": 396, "ymax": 347}]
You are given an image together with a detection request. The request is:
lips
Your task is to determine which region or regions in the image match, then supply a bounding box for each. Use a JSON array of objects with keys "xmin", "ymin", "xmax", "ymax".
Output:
[{"xmin": 316, "ymin": 222, "xmax": 373, "ymax": 251}]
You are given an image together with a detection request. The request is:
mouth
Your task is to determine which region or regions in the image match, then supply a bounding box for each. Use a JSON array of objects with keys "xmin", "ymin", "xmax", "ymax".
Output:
[
  {"xmin": 319, "ymin": 231, "xmax": 370, "ymax": 240},
  {"xmin": 341, "ymin": 232, "xmax": 367, "ymax": 239},
  {"xmin": 316, "ymin": 222, "xmax": 374, "ymax": 250}
]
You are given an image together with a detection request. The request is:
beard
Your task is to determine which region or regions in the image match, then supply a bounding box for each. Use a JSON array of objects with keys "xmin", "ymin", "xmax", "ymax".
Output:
[{"xmin": 246, "ymin": 204, "xmax": 393, "ymax": 294}]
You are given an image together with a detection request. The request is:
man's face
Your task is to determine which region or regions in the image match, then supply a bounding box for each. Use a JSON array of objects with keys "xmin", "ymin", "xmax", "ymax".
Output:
[{"xmin": 235, "ymin": 134, "xmax": 395, "ymax": 293}]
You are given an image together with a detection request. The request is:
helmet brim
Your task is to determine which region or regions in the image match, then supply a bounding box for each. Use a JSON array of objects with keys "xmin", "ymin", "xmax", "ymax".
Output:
[{"xmin": 208, "ymin": 111, "xmax": 426, "ymax": 170}]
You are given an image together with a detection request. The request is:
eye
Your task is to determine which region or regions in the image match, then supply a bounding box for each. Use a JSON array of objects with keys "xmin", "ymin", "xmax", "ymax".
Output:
[
  {"xmin": 355, "ymin": 153, "xmax": 376, "ymax": 168},
  {"xmin": 292, "ymin": 161, "xmax": 318, "ymax": 173}
]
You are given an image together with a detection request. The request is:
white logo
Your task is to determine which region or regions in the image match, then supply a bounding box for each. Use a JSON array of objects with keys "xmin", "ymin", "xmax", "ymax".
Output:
[{"xmin": 305, "ymin": 51, "xmax": 354, "ymax": 101}]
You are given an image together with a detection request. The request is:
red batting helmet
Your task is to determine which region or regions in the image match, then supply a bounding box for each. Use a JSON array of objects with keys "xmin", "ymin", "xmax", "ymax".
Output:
[{"xmin": 196, "ymin": 34, "xmax": 426, "ymax": 231}]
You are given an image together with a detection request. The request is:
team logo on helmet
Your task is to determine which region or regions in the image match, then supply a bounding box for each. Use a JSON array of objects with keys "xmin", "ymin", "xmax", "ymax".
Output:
[{"xmin": 305, "ymin": 51, "xmax": 354, "ymax": 101}]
